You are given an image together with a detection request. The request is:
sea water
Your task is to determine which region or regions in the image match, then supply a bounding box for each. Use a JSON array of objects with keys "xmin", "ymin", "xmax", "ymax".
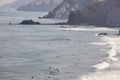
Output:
[{"xmin": 0, "ymin": 10, "xmax": 119, "ymax": 80}]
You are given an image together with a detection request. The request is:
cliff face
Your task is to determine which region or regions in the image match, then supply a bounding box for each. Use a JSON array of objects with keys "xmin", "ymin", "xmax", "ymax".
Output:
[
  {"xmin": 82, "ymin": 0, "xmax": 120, "ymax": 25},
  {"xmin": 43, "ymin": 0, "xmax": 96, "ymax": 18},
  {"xmin": 106, "ymin": 8, "xmax": 120, "ymax": 27},
  {"xmin": 92, "ymin": 0, "xmax": 120, "ymax": 27},
  {"xmin": 68, "ymin": 11, "xmax": 87, "ymax": 24},
  {"xmin": 17, "ymin": 0, "xmax": 63, "ymax": 12},
  {"xmin": 68, "ymin": 0, "xmax": 120, "ymax": 27}
]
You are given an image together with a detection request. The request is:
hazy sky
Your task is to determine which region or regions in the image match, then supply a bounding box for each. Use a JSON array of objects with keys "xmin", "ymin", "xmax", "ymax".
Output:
[{"xmin": 0, "ymin": 0, "xmax": 15, "ymax": 6}]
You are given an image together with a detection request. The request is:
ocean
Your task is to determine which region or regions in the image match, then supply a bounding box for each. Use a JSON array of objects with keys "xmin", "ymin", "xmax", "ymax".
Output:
[{"xmin": 0, "ymin": 10, "xmax": 119, "ymax": 80}]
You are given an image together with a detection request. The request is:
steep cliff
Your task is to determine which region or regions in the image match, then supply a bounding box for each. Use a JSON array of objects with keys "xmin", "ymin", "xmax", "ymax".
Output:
[
  {"xmin": 68, "ymin": 0, "xmax": 120, "ymax": 27},
  {"xmin": 68, "ymin": 11, "xmax": 87, "ymax": 24},
  {"xmin": 43, "ymin": 0, "xmax": 96, "ymax": 18}
]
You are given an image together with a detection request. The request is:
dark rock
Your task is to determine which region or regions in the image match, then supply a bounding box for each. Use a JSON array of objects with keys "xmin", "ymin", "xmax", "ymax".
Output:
[
  {"xmin": 9, "ymin": 23, "xmax": 12, "ymax": 25},
  {"xmin": 19, "ymin": 19, "xmax": 40, "ymax": 25},
  {"xmin": 55, "ymin": 69, "xmax": 59, "ymax": 72},
  {"xmin": 98, "ymin": 33, "xmax": 107, "ymax": 36},
  {"xmin": 48, "ymin": 67, "xmax": 59, "ymax": 76},
  {"xmin": 117, "ymin": 29, "xmax": 120, "ymax": 35},
  {"xmin": 31, "ymin": 76, "xmax": 34, "ymax": 79}
]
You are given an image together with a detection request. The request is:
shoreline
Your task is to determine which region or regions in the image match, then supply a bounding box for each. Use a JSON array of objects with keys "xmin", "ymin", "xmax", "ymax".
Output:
[
  {"xmin": 79, "ymin": 31, "xmax": 120, "ymax": 80},
  {"xmin": 92, "ymin": 35, "xmax": 119, "ymax": 70},
  {"xmin": 103, "ymin": 36, "xmax": 120, "ymax": 61}
]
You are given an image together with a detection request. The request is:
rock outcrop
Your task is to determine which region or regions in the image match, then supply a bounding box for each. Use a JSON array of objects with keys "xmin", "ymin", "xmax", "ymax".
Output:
[{"xmin": 20, "ymin": 20, "xmax": 40, "ymax": 25}]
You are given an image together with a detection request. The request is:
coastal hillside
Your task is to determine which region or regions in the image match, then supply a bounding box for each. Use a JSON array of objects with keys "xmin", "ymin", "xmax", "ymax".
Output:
[
  {"xmin": 68, "ymin": 0, "xmax": 120, "ymax": 27},
  {"xmin": 17, "ymin": 0, "xmax": 63, "ymax": 12},
  {"xmin": 2, "ymin": 0, "xmax": 33, "ymax": 9},
  {"xmin": 43, "ymin": 0, "xmax": 96, "ymax": 18}
]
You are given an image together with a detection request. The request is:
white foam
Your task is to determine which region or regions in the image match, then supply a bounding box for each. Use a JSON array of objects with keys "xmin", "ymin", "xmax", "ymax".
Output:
[
  {"xmin": 92, "ymin": 34, "xmax": 120, "ymax": 70},
  {"xmin": 109, "ymin": 46, "xmax": 119, "ymax": 61},
  {"xmin": 60, "ymin": 28, "xmax": 89, "ymax": 31},
  {"xmin": 79, "ymin": 71, "xmax": 120, "ymax": 80},
  {"xmin": 90, "ymin": 42, "xmax": 107, "ymax": 46},
  {"xmin": 103, "ymin": 36, "xmax": 119, "ymax": 61},
  {"xmin": 93, "ymin": 61, "xmax": 110, "ymax": 70},
  {"xmin": 60, "ymin": 27, "xmax": 115, "ymax": 32},
  {"xmin": 76, "ymin": 29, "xmax": 120, "ymax": 80}
]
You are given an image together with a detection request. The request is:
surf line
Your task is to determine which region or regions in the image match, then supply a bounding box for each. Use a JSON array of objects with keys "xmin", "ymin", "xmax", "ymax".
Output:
[
  {"xmin": 93, "ymin": 35, "xmax": 119, "ymax": 70},
  {"xmin": 105, "ymin": 37, "xmax": 119, "ymax": 61}
]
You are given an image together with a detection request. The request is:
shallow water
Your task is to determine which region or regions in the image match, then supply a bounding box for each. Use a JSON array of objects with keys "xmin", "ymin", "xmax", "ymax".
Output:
[{"xmin": 0, "ymin": 10, "xmax": 118, "ymax": 80}]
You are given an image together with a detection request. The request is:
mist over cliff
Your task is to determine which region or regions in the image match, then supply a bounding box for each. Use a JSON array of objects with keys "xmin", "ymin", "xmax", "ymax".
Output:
[
  {"xmin": 17, "ymin": 0, "xmax": 63, "ymax": 12},
  {"xmin": 2, "ymin": 0, "xmax": 32, "ymax": 9}
]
